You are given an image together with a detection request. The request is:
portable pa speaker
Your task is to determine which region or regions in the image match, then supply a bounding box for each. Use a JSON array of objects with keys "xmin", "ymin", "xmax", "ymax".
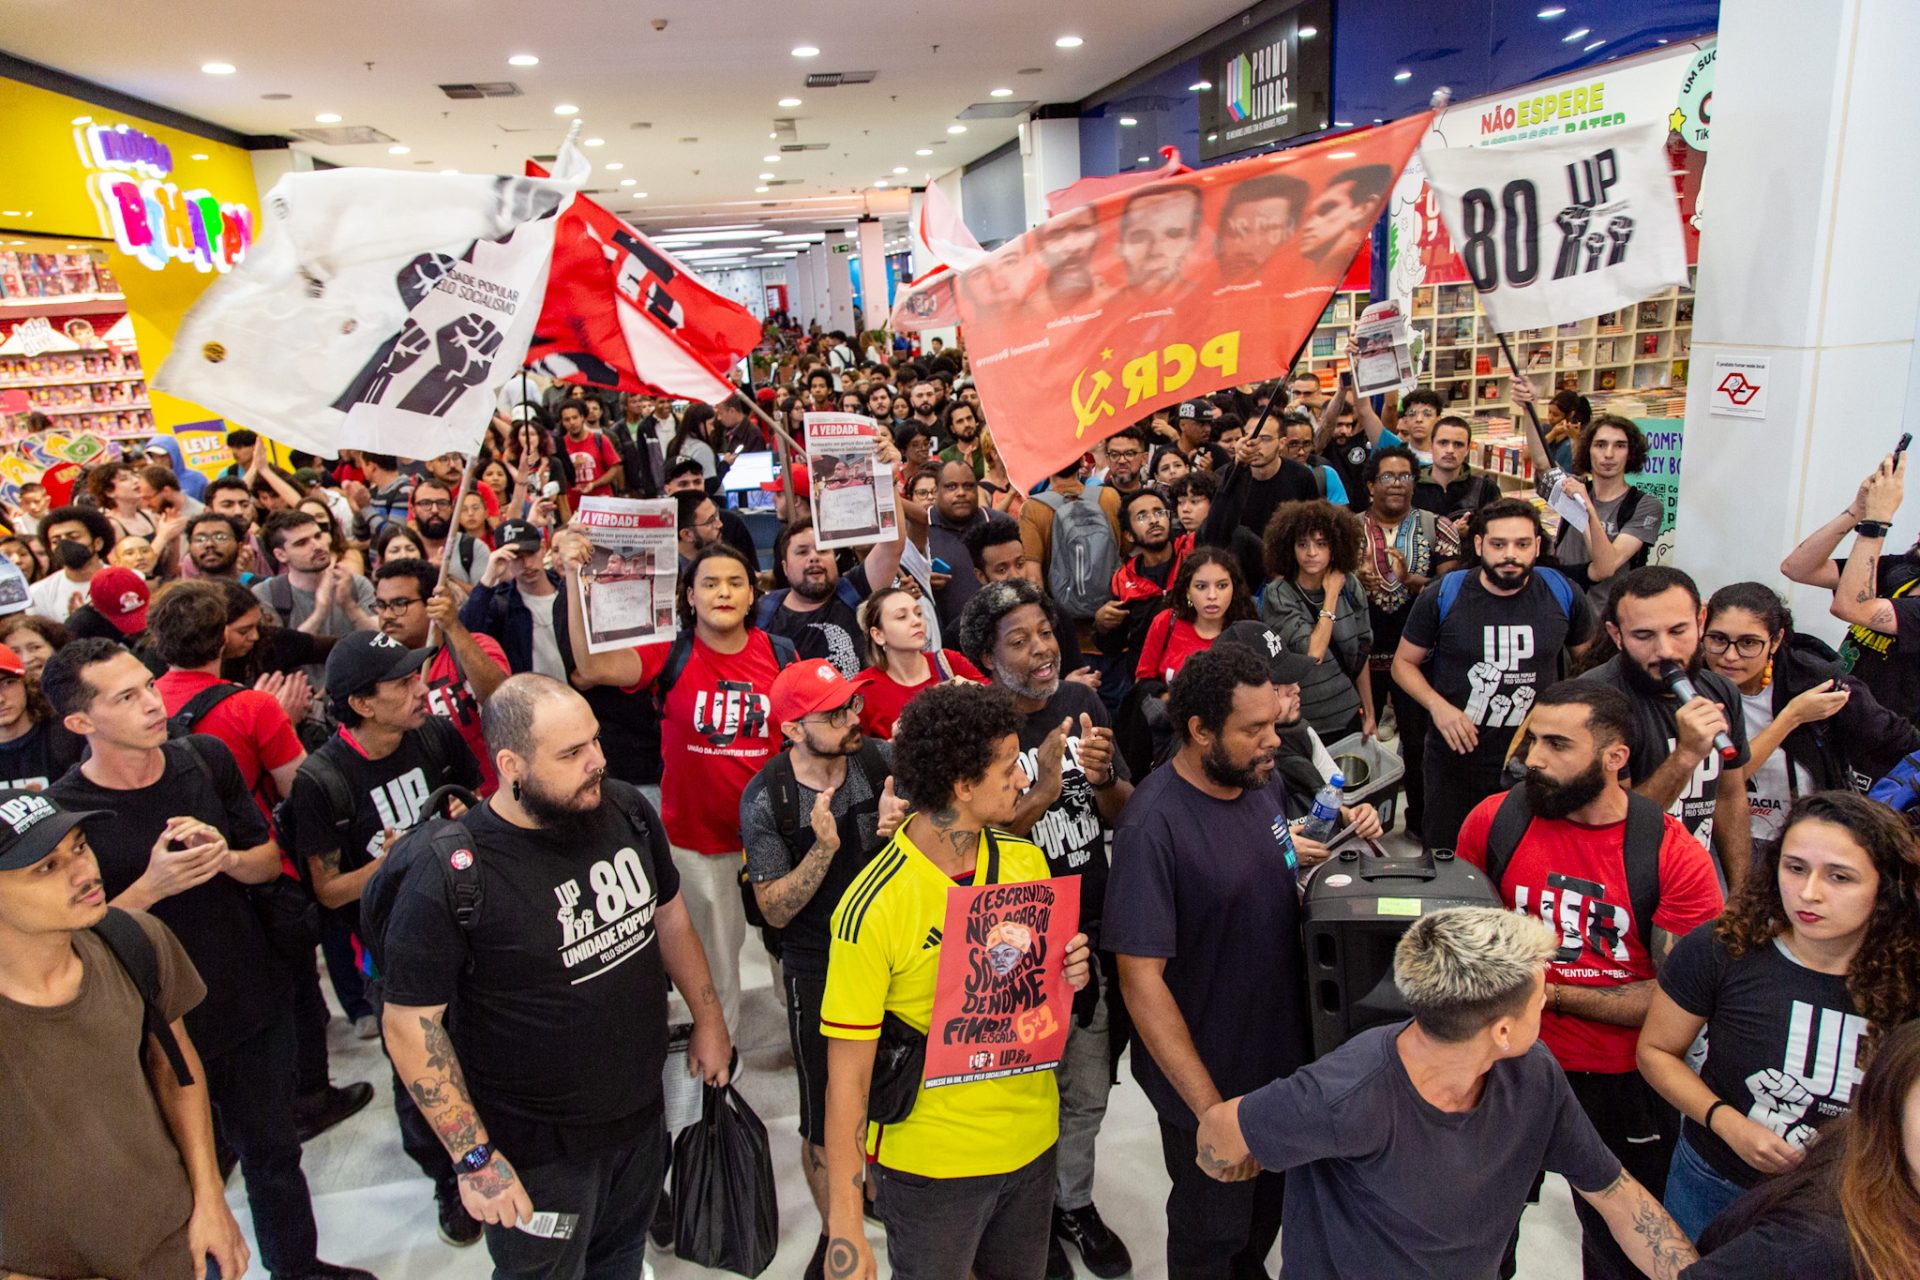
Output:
[{"xmin": 1302, "ymin": 839, "xmax": 1503, "ymax": 1058}]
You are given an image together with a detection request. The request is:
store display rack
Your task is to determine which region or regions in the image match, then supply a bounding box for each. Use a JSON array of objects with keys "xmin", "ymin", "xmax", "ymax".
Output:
[{"xmin": 0, "ymin": 249, "xmax": 155, "ymax": 441}]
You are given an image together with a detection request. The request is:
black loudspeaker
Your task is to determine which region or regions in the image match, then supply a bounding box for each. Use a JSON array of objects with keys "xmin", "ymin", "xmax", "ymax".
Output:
[{"xmin": 1302, "ymin": 839, "xmax": 1503, "ymax": 1058}]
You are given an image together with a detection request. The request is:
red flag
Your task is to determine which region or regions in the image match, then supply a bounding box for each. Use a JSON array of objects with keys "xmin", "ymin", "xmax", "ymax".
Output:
[
  {"xmin": 957, "ymin": 115, "xmax": 1430, "ymax": 491},
  {"xmin": 525, "ymin": 163, "xmax": 762, "ymax": 401},
  {"xmin": 1045, "ymin": 146, "xmax": 1192, "ymax": 220}
]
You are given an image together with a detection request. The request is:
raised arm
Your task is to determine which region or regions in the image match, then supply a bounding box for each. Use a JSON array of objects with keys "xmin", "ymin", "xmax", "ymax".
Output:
[
  {"xmin": 1831, "ymin": 454, "xmax": 1906, "ymax": 632},
  {"xmin": 1508, "ymin": 374, "xmax": 1555, "ymax": 475},
  {"xmin": 1783, "ymin": 466, "xmax": 1875, "ymax": 589},
  {"xmin": 557, "ymin": 533, "xmax": 648, "ymax": 688}
]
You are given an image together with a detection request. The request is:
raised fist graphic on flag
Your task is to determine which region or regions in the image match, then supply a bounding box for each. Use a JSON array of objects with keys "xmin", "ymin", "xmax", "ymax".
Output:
[{"xmin": 398, "ymin": 314, "xmax": 503, "ymax": 416}]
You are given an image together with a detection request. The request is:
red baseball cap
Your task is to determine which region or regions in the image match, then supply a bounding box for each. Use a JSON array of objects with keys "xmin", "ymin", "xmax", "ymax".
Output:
[
  {"xmin": 761, "ymin": 463, "xmax": 812, "ymax": 498},
  {"xmin": 769, "ymin": 658, "xmax": 859, "ymax": 724},
  {"xmin": 0, "ymin": 644, "xmax": 23, "ymax": 678},
  {"xmin": 89, "ymin": 567, "xmax": 150, "ymax": 635}
]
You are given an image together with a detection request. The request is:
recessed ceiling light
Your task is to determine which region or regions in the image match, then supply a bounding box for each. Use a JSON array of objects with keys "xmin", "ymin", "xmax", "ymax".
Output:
[
  {"xmin": 915, "ymin": 148, "xmax": 933, "ymax": 157},
  {"xmin": 191, "ymin": 153, "xmax": 209, "ymax": 161},
  {"xmin": 759, "ymin": 172, "xmax": 776, "ymax": 180},
  {"xmin": 1393, "ymin": 70, "xmax": 1413, "ymax": 81},
  {"xmin": 779, "ymin": 97, "xmax": 802, "ymax": 107},
  {"xmin": 388, "ymin": 145, "xmax": 410, "ymax": 155},
  {"xmin": 1563, "ymin": 27, "xmax": 1590, "ymax": 41},
  {"xmin": 509, "ymin": 53, "xmax": 540, "ymax": 66},
  {"xmin": 201, "ymin": 62, "xmax": 236, "ymax": 75},
  {"xmin": 764, "ymin": 154, "xmax": 781, "ymax": 162},
  {"xmin": 1584, "ymin": 39, "xmax": 1606, "ymax": 50},
  {"xmin": 946, "ymin": 124, "xmax": 967, "ymax": 134},
  {"xmin": 605, "ymin": 162, "xmax": 624, "ymax": 171},
  {"xmin": 990, "ymin": 88, "xmax": 1013, "ymax": 98},
  {"xmin": 1188, "ymin": 80, "xmax": 1212, "ymax": 92},
  {"xmin": 791, "ymin": 45, "xmax": 820, "ymax": 58},
  {"xmin": 1118, "ymin": 116, "xmax": 1138, "ymax": 127},
  {"xmin": 890, "ymin": 166, "xmax": 907, "ymax": 174},
  {"xmin": 584, "ymin": 137, "xmax": 605, "ymax": 147},
  {"xmin": 1299, "ymin": 25, "xmax": 1318, "ymax": 37},
  {"xmin": 315, "ymin": 112, "xmax": 341, "ymax": 124},
  {"xmin": 875, "ymin": 179, "xmax": 889, "ymax": 188},
  {"xmin": 1537, "ymin": 5, "xmax": 1565, "ymax": 16},
  {"xmin": 633, "ymin": 192, "xmax": 647, "ymax": 198},
  {"xmin": 620, "ymin": 178, "xmax": 637, "ymax": 186},
  {"xmin": 555, "ymin": 103, "xmax": 579, "ymax": 115},
  {"xmin": 1054, "ymin": 35, "xmax": 1083, "ymax": 49},
  {"xmin": 755, "ymin": 185, "xmax": 771, "ymax": 193}
]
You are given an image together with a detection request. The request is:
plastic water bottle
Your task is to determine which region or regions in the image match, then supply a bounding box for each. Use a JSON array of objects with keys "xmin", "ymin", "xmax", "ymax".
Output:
[{"xmin": 1297, "ymin": 773, "xmax": 1345, "ymax": 842}]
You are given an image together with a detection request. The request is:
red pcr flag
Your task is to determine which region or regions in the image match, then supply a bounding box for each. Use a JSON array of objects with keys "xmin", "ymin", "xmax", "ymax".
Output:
[
  {"xmin": 956, "ymin": 114, "xmax": 1431, "ymax": 491},
  {"xmin": 524, "ymin": 163, "xmax": 763, "ymax": 402}
]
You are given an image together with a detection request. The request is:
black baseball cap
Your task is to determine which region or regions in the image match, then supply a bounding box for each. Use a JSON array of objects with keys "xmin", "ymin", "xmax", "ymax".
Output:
[
  {"xmin": 495, "ymin": 518, "xmax": 543, "ymax": 553},
  {"xmin": 324, "ymin": 630, "xmax": 431, "ymax": 703},
  {"xmin": 1217, "ymin": 621, "xmax": 1319, "ymax": 687},
  {"xmin": 1176, "ymin": 399, "xmax": 1209, "ymax": 421},
  {"xmin": 0, "ymin": 788, "xmax": 103, "ymax": 872}
]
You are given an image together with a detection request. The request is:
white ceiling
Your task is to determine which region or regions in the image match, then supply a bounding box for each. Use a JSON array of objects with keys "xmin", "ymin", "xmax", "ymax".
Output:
[{"xmin": 5, "ymin": 0, "xmax": 1247, "ymax": 252}]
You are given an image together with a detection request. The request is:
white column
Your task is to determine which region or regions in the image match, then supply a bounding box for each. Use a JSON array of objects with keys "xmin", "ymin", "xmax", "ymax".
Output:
[
  {"xmin": 1675, "ymin": 0, "xmax": 1920, "ymax": 642},
  {"xmin": 856, "ymin": 216, "xmax": 888, "ymax": 333},
  {"xmin": 824, "ymin": 228, "xmax": 857, "ymax": 335},
  {"xmin": 810, "ymin": 243, "xmax": 832, "ymax": 329},
  {"xmin": 1020, "ymin": 115, "xmax": 1081, "ymax": 230},
  {"xmin": 789, "ymin": 248, "xmax": 817, "ymax": 326}
]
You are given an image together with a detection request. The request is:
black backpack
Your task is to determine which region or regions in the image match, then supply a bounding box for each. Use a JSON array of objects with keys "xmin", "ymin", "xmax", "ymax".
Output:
[
  {"xmin": 1481, "ymin": 784, "xmax": 1666, "ymax": 950},
  {"xmin": 166, "ymin": 681, "xmax": 246, "ymax": 739},
  {"xmin": 93, "ymin": 907, "xmax": 194, "ymax": 1087},
  {"xmin": 272, "ymin": 723, "xmax": 460, "ymax": 871},
  {"xmin": 762, "ymin": 741, "xmax": 891, "ymax": 847}
]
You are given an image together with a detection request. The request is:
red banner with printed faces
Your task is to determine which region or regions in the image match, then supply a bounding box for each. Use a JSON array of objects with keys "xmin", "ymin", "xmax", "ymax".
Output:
[{"xmin": 957, "ymin": 114, "xmax": 1431, "ymax": 491}]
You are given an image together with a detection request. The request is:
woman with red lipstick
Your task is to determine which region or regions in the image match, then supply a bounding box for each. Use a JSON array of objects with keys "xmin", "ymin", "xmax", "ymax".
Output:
[
  {"xmin": 851, "ymin": 587, "xmax": 981, "ymax": 740},
  {"xmin": 1637, "ymin": 791, "xmax": 1920, "ymax": 1240},
  {"xmin": 1134, "ymin": 548, "xmax": 1254, "ymax": 685}
]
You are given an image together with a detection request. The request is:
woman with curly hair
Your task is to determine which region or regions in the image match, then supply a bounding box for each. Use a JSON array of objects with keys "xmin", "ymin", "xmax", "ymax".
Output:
[
  {"xmin": 1637, "ymin": 791, "xmax": 1920, "ymax": 1239},
  {"xmin": 1135, "ymin": 547, "xmax": 1253, "ymax": 684},
  {"xmin": 1684, "ymin": 1018, "xmax": 1920, "ymax": 1279},
  {"xmin": 1260, "ymin": 498, "xmax": 1375, "ymax": 740},
  {"xmin": 0, "ymin": 614, "xmax": 67, "ymax": 680}
]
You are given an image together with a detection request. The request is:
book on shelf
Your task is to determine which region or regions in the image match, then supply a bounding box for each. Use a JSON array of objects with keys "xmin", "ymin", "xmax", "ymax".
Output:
[
  {"xmin": 1596, "ymin": 369, "xmax": 1619, "ymax": 391},
  {"xmin": 1446, "ymin": 380, "xmax": 1469, "ymax": 403},
  {"xmin": 1333, "ymin": 296, "xmax": 1352, "ymax": 322},
  {"xmin": 1640, "ymin": 333, "xmax": 1660, "ymax": 357},
  {"xmin": 1593, "ymin": 338, "xmax": 1616, "ymax": 364},
  {"xmin": 1636, "ymin": 301, "xmax": 1665, "ymax": 326},
  {"xmin": 1560, "ymin": 342, "xmax": 1582, "ymax": 364},
  {"xmin": 1675, "ymin": 300, "xmax": 1695, "ymax": 324},
  {"xmin": 1311, "ymin": 334, "xmax": 1335, "ymax": 358}
]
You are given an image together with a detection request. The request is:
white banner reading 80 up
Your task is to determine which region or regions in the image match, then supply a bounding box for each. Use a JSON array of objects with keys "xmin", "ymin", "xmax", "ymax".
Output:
[{"xmin": 1417, "ymin": 122, "xmax": 1688, "ymax": 332}]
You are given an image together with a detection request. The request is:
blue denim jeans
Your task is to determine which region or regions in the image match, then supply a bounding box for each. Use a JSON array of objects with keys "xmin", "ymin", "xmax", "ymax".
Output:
[{"xmin": 1664, "ymin": 1130, "xmax": 1748, "ymax": 1241}]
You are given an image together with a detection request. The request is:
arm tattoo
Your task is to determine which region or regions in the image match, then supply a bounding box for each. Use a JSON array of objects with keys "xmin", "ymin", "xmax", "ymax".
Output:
[
  {"xmin": 1650, "ymin": 927, "xmax": 1677, "ymax": 970},
  {"xmin": 1869, "ymin": 601, "xmax": 1898, "ymax": 632},
  {"xmin": 316, "ymin": 846, "xmax": 342, "ymax": 875},
  {"xmin": 826, "ymin": 1238, "xmax": 860, "ymax": 1279},
  {"xmin": 759, "ymin": 839, "xmax": 837, "ymax": 921},
  {"xmin": 460, "ymin": 1156, "xmax": 517, "ymax": 1198},
  {"xmin": 1630, "ymin": 1188, "xmax": 1697, "ymax": 1279},
  {"xmin": 1197, "ymin": 1141, "xmax": 1234, "ymax": 1174},
  {"xmin": 412, "ymin": 1014, "xmax": 481, "ymax": 1156}
]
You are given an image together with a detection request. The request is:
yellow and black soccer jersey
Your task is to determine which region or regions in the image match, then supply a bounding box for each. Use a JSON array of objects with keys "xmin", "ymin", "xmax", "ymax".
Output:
[{"xmin": 820, "ymin": 822, "xmax": 1059, "ymax": 1178}]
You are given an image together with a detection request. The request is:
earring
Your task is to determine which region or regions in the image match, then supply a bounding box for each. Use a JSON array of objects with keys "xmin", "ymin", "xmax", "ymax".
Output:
[
  {"xmin": 1759, "ymin": 661, "xmax": 1772, "ymax": 691},
  {"xmin": 511, "ymin": 779, "xmax": 522, "ymax": 801}
]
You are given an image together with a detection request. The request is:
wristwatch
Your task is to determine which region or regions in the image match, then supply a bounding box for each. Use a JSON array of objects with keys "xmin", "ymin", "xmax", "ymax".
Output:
[
  {"xmin": 456, "ymin": 1142, "xmax": 495, "ymax": 1174},
  {"xmin": 1856, "ymin": 520, "xmax": 1893, "ymax": 539}
]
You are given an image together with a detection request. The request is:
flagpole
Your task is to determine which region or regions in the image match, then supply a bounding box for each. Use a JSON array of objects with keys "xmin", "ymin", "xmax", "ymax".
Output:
[
  {"xmin": 427, "ymin": 444, "xmax": 485, "ymax": 651},
  {"xmin": 1493, "ymin": 331, "xmax": 1555, "ymax": 474}
]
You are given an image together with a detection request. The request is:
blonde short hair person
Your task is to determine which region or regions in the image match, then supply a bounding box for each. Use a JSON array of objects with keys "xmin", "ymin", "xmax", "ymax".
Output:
[{"xmin": 1194, "ymin": 907, "xmax": 1699, "ymax": 1279}]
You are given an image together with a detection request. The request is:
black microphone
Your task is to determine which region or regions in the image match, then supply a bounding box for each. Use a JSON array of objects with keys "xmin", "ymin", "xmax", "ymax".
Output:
[{"xmin": 1659, "ymin": 660, "xmax": 1738, "ymax": 762}]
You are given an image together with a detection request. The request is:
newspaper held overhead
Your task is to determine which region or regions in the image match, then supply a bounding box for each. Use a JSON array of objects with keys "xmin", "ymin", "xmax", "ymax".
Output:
[
  {"xmin": 1350, "ymin": 299, "xmax": 1418, "ymax": 399},
  {"xmin": 572, "ymin": 496, "xmax": 679, "ymax": 654},
  {"xmin": 805, "ymin": 412, "xmax": 899, "ymax": 550}
]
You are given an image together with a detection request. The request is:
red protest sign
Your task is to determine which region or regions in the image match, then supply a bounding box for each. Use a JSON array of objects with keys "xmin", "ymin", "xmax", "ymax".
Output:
[
  {"xmin": 924, "ymin": 876, "xmax": 1080, "ymax": 1089},
  {"xmin": 956, "ymin": 114, "xmax": 1431, "ymax": 491}
]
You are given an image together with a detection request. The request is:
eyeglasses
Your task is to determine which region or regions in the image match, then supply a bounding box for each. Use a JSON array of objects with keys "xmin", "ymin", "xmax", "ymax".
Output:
[
  {"xmin": 413, "ymin": 498, "xmax": 454, "ymax": 512},
  {"xmin": 190, "ymin": 532, "xmax": 236, "ymax": 546},
  {"xmin": 1105, "ymin": 449, "xmax": 1144, "ymax": 463},
  {"xmin": 373, "ymin": 597, "xmax": 423, "ymax": 614},
  {"xmin": 1702, "ymin": 631, "xmax": 1769, "ymax": 658},
  {"xmin": 1374, "ymin": 472, "xmax": 1415, "ymax": 486},
  {"xmin": 804, "ymin": 695, "xmax": 864, "ymax": 728}
]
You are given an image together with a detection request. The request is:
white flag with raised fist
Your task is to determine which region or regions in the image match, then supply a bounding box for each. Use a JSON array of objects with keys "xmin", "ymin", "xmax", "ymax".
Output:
[
  {"xmin": 157, "ymin": 142, "xmax": 589, "ymax": 459},
  {"xmin": 1418, "ymin": 122, "xmax": 1688, "ymax": 332}
]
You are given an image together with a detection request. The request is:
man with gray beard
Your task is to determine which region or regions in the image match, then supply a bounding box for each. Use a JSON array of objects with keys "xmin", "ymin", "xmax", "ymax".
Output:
[{"xmin": 955, "ymin": 580, "xmax": 1135, "ymax": 1280}]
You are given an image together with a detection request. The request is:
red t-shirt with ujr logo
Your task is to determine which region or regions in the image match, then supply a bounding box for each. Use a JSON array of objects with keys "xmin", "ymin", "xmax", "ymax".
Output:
[
  {"xmin": 423, "ymin": 635, "xmax": 508, "ymax": 796},
  {"xmin": 634, "ymin": 630, "xmax": 786, "ymax": 854},
  {"xmin": 1455, "ymin": 794, "xmax": 1724, "ymax": 1073}
]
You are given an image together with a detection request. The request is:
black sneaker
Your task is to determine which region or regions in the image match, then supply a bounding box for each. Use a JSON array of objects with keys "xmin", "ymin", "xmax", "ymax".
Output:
[
  {"xmin": 282, "ymin": 1264, "xmax": 377, "ymax": 1280},
  {"xmin": 803, "ymin": 1234, "xmax": 829, "ymax": 1280},
  {"xmin": 650, "ymin": 1185, "xmax": 674, "ymax": 1250},
  {"xmin": 1056, "ymin": 1204, "xmax": 1132, "ymax": 1279},
  {"xmin": 435, "ymin": 1187, "xmax": 482, "ymax": 1247},
  {"xmin": 294, "ymin": 1083, "xmax": 374, "ymax": 1143},
  {"xmin": 1047, "ymin": 1229, "xmax": 1074, "ymax": 1280}
]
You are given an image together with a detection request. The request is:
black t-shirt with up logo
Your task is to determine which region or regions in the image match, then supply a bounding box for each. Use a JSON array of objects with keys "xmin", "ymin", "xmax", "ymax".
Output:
[
  {"xmin": 285, "ymin": 716, "xmax": 481, "ymax": 931},
  {"xmin": 379, "ymin": 780, "xmax": 680, "ymax": 1162},
  {"xmin": 1400, "ymin": 569, "xmax": 1595, "ymax": 765}
]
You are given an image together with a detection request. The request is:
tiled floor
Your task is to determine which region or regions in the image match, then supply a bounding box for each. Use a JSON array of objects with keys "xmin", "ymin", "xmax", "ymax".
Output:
[{"xmin": 242, "ymin": 916, "xmax": 1586, "ymax": 1279}]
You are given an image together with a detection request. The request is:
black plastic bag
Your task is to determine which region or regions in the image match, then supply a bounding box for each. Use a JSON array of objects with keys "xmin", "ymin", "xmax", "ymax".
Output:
[{"xmin": 671, "ymin": 1081, "xmax": 779, "ymax": 1276}]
